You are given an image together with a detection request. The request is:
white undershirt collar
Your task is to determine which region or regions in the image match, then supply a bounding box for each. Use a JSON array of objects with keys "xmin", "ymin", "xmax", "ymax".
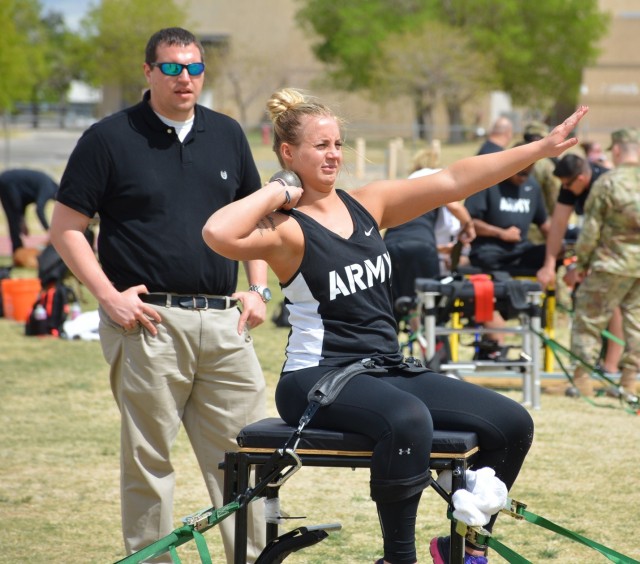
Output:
[{"xmin": 154, "ymin": 112, "xmax": 194, "ymax": 142}]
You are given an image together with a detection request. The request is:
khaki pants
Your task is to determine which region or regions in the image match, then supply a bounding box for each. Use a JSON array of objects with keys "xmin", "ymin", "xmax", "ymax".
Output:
[{"xmin": 100, "ymin": 304, "xmax": 266, "ymax": 563}]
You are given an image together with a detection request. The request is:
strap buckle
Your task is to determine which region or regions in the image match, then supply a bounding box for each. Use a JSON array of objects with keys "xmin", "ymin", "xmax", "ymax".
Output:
[
  {"xmin": 268, "ymin": 449, "xmax": 302, "ymax": 487},
  {"xmin": 191, "ymin": 295, "xmax": 209, "ymax": 310},
  {"xmin": 455, "ymin": 520, "xmax": 491, "ymax": 548},
  {"xmin": 182, "ymin": 507, "xmax": 215, "ymax": 531},
  {"xmin": 501, "ymin": 497, "xmax": 527, "ymax": 520}
]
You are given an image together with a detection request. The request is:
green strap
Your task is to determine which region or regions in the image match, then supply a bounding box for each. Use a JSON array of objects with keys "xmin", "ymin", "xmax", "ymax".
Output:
[
  {"xmin": 192, "ymin": 529, "xmax": 213, "ymax": 564},
  {"xmin": 169, "ymin": 545, "xmax": 181, "ymax": 563},
  {"xmin": 115, "ymin": 525, "xmax": 211, "ymax": 564},
  {"xmin": 484, "ymin": 536, "xmax": 532, "ymax": 563},
  {"xmin": 601, "ymin": 328, "xmax": 626, "ymax": 347},
  {"xmin": 114, "ymin": 527, "xmax": 193, "ymax": 563},
  {"xmin": 553, "ymin": 304, "xmax": 626, "ymax": 347},
  {"xmin": 511, "ymin": 503, "xmax": 640, "ymax": 564},
  {"xmin": 455, "ymin": 522, "xmax": 531, "ymax": 563},
  {"xmin": 114, "ymin": 502, "xmax": 242, "ymax": 564},
  {"xmin": 534, "ymin": 328, "xmax": 639, "ymax": 414},
  {"xmin": 452, "ymin": 502, "xmax": 640, "ymax": 564}
]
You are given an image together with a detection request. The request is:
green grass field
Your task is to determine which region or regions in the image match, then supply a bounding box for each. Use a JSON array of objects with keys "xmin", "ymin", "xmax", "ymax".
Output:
[
  {"xmin": 1, "ymin": 134, "xmax": 640, "ymax": 562},
  {"xmin": 1, "ymin": 270, "xmax": 639, "ymax": 563}
]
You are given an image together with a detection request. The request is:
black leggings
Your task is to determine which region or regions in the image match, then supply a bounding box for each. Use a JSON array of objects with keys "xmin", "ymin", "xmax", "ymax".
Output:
[
  {"xmin": 275, "ymin": 366, "xmax": 534, "ymax": 563},
  {"xmin": 470, "ymin": 241, "xmax": 546, "ymax": 275},
  {"xmin": 0, "ymin": 190, "xmax": 24, "ymax": 252}
]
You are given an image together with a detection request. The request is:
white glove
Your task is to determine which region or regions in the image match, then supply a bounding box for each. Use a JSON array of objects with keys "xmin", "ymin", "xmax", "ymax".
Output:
[
  {"xmin": 451, "ymin": 489, "xmax": 492, "ymax": 526},
  {"xmin": 436, "ymin": 467, "xmax": 508, "ymax": 527},
  {"xmin": 468, "ymin": 467, "xmax": 508, "ymax": 516}
]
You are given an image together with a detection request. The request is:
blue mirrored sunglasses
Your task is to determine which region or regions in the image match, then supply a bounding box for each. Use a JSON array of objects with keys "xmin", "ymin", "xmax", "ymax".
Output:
[{"xmin": 150, "ymin": 62, "xmax": 205, "ymax": 76}]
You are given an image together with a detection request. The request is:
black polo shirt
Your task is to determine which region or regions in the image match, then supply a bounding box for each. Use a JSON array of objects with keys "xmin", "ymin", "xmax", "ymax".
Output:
[
  {"xmin": 556, "ymin": 162, "xmax": 608, "ymax": 215},
  {"xmin": 58, "ymin": 91, "xmax": 261, "ymax": 294}
]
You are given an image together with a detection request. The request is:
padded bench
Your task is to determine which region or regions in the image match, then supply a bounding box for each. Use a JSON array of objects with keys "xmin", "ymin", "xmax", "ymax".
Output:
[{"xmin": 223, "ymin": 417, "xmax": 480, "ymax": 564}]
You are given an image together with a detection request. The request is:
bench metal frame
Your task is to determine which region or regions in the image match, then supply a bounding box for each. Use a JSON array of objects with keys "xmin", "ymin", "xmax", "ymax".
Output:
[{"xmin": 223, "ymin": 418, "xmax": 480, "ymax": 564}]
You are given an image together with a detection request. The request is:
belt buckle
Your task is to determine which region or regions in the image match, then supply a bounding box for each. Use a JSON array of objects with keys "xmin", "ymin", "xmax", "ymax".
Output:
[{"xmin": 192, "ymin": 295, "xmax": 209, "ymax": 310}]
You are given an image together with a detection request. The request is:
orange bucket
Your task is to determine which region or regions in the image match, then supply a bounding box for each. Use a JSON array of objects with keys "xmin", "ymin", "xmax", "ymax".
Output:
[{"xmin": 1, "ymin": 278, "xmax": 42, "ymax": 322}]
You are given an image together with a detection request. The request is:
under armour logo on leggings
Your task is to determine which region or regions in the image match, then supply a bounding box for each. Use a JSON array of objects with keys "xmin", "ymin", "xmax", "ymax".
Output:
[{"xmin": 398, "ymin": 448, "xmax": 412, "ymax": 455}]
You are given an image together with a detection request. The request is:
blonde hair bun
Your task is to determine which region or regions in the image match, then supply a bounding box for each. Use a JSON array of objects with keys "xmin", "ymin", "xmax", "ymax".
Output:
[{"xmin": 266, "ymin": 88, "xmax": 306, "ymax": 124}]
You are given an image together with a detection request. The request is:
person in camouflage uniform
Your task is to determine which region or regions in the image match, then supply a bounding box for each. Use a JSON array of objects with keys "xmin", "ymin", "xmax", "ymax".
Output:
[{"xmin": 570, "ymin": 128, "xmax": 640, "ymax": 399}]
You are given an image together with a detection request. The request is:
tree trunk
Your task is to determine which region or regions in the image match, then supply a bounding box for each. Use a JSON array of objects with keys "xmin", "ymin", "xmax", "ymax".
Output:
[
  {"xmin": 550, "ymin": 100, "xmax": 576, "ymax": 128},
  {"xmin": 415, "ymin": 97, "xmax": 435, "ymax": 142},
  {"xmin": 446, "ymin": 102, "xmax": 465, "ymax": 144},
  {"xmin": 31, "ymin": 98, "xmax": 40, "ymax": 129}
]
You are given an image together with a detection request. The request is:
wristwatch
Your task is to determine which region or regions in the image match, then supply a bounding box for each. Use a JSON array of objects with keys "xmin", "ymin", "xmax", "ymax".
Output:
[{"xmin": 249, "ymin": 284, "xmax": 272, "ymax": 303}]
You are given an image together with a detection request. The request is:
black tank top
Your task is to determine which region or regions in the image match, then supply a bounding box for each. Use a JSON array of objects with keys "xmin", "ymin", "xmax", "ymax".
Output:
[{"xmin": 281, "ymin": 190, "xmax": 403, "ymax": 371}]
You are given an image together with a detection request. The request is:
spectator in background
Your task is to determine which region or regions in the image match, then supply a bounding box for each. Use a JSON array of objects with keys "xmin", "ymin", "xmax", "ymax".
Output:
[
  {"xmin": 0, "ymin": 169, "xmax": 58, "ymax": 262},
  {"xmin": 536, "ymin": 153, "xmax": 609, "ymax": 286},
  {"xmin": 522, "ymin": 121, "xmax": 562, "ymax": 216},
  {"xmin": 569, "ymin": 128, "xmax": 640, "ymax": 400},
  {"xmin": 465, "ymin": 156, "xmax": 550, "ymax": 360},
  {"xmin": 536, "ymin": 150, "xmax": 622, "ymax": 377},
  {"xmin": 476, "ymin": 116, "xmax": 513, "ymax": 155},
  {"xmin": 581, "ymin": 140, "xmax": 613, "ymax": 168},
  {"xmin": 434, "ymin": 199, "xmax": 474, "ymax": 275}
]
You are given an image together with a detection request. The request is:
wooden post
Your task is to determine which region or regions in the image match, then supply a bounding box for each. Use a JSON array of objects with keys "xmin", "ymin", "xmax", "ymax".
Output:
[{"xmin": 388, "ymin": 138, "xmax": 399, "ymax": 180}]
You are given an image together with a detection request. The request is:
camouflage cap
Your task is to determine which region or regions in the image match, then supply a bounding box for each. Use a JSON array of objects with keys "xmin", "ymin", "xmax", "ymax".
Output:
[
  {"xmin": 524, "ymin": 121, "xmax": 549, "ymax": 140},
  {"xmin": 607, "ymin": 127, "xmax": 639, "ymax": 149}
]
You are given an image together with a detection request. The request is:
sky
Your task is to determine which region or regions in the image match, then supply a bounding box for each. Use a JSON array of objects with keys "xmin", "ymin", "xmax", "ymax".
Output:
[{"xmin": 40, "ymin": 0, "xmax": 91, "ymax": 30}]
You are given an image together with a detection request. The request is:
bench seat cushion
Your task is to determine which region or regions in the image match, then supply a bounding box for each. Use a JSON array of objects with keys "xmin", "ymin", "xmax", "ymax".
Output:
[{"xmin": 237, "ymin": 417, "xmax": 478, "ymax": 454}]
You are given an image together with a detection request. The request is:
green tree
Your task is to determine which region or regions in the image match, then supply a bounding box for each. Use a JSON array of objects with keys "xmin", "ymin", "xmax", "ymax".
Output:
[
  {"xmin": 0, "ymin": 0, "xmax": 46, "ymax": 114},
  {"xmin": 0, "ymin": 0, "xmax": 49, "ymax": 163},
  {"xmin": 30, "ymin": 10, "xmax": 83, "ymax": 128},
  {"xmin": 370, "ymin": 20, "xmax": 496, "ymax": 142},
  {"xmin": 296, "ymin": 0, "xmax": 428, "ymax": 91},
  {"xmin": 434, "ymin": 0, "xmax": 609, "ymax": 120},
  {"xmin": 297, "ymin": 0, "xmax": 608, "ymax": 133},
  {"xmin": 79, "ymin": 0, "xmax": 188, "ymax": 108}
]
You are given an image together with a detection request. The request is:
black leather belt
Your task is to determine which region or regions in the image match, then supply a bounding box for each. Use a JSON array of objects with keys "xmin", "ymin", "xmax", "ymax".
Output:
[{"xmin": 140, "ymin": 294, "xmax": 237, "ymax": 310}]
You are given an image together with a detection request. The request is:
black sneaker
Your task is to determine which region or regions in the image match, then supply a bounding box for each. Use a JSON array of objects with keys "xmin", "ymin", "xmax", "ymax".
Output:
[{"xmin": 473, "ymin": 339, "xmax": 509, "ymax": 361}]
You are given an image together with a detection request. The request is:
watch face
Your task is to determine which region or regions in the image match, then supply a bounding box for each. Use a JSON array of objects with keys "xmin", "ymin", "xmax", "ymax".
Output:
[{"xmin": 251, "ymin": 285, "xmax": 272, "ymax": 302}]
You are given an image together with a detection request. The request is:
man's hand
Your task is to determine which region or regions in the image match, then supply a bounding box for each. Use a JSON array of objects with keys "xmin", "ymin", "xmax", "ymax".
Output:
[
  {"xmin": 563, "ymin": 265, "xmax": 586, "ymax": 289},
  {"xmin": 500, "ymin": 226, "xmax": 522, "ymax": 243},
  {"xmin": 101, "ymin": 285, "xmax": 162, "ymax": 336},
  {"xmin": 536, "ymin": 265, "xmax": 556, "ymax": 289},
  {"xmin": 458, "ymin": 221, "xmax": 476, "ymax": 244},
  {"xmin": 232, "ymin": 290, "xmax": 267, "ymax": 334}
]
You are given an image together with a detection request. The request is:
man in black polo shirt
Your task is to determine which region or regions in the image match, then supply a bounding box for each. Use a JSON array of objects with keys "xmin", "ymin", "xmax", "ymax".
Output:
[
  {"xmin": 50, "ymin": 28, "xmax": 267, "ymax": 562},
  {"xmin": 536, "ymin": 153, "xmax": 608, "ymax": 288},
  {"xmin": 536, "ymin": 152, "xmax": 622, "ymax": 375}
]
